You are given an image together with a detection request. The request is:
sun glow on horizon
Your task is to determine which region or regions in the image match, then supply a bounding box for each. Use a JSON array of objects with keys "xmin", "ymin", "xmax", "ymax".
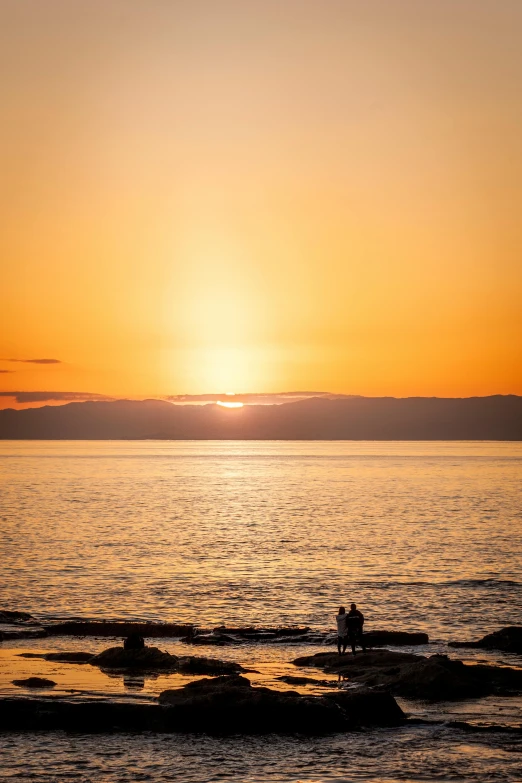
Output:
[{"xmin": 216, "ymin": 400, "xmax": 244, "ymax": 409}]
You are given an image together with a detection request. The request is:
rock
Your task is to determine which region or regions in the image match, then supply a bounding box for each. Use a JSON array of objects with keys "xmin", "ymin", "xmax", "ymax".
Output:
[
  {"xmin": 0, "ymin": 611, "xmax": 49, "ymax": 642},
  {"xmin": 124, "ymin": 633, "xmax": 145, "ymax": 650},
  {"xmin": 326, "ymin": 689, "xmax": 407, "ymax": 726},
  {"xmin": 188, "ymin": 633, "xmax": 236, "ymax": 646},
  {"xmin": 362, "ymin": 630, "xmax": 429, "ymax": 646},
  {"xmin": 0, "ymin": 627, "xmax": 48, "ymax": 642},
  {"xmin": 177, "ymin": 656, "xmax": 244, "ymax": 675},
  {"xmin": 0, "ymin": 610, "xmax": 35, "ymax": 622},
  {"xmin": 449, "ymin": 626, "xmax": 522, "ymax": 654},
  {"xmin": 91, "ymin": 646, "xmax": 179, "ymax": 669},
  {"xmin": 17, "ymin": 652, "xmax": 94, "ymax": 663},
  {"xmin": 213, "ymin": 626, "xmax": 311, "ymax": 638},
  {"xmin": 12, "ymin": 677, "xmax": 56, "ymax": 688},
  {"xmin": 89, "ymin": 645, "xmax": 245, "ymax": 675},
  {"xmin": 0, "ymin": 696, "xmax": 164, "ymax": 733},
  {"xmin": 159, "ymin": 674, "xmax": 352, "ymax": 733},
  {"xmin": 1, "ymin": 675, "xmax": 405, "ymax": 734},
  {"xmin": 292, "ymin": 649, "xmax": 522, "ymax": 702},
  {"xmin": 355, "ymin": 655, "xmax": 481, "ymax": 701},
  {"xmin": 45, "ymin": 652, "xmax": 94, "ymax": 663},
  {"xmin": 45, "ymin": 621, "xmax": 194, "ymax": 638},
  {"xmin": 18, "ymin": 653, "xmax": 46, "ymax": 659},
  {"xmin": 293, "ymin": 649, "xmax": 420, "ymax": 671},
  {"xmin": 276, "ymin": 675, "xmax": 333, "ymax": 686}
]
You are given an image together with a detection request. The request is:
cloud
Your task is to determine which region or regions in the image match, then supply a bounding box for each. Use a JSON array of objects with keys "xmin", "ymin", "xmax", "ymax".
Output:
[
  {"xmin": 0, "ymin": 391, "xmax": 113, "ymax": 403},
  {"xmin": 4, "ymin": 358, "xmax": 63, "ymax": 364},
  {"xmin": 0, "ymin": 370, "xmax": 14, "ymax": 373},
  {"xmin": 164, "ymin": 391, "xmax": 352, "ymax": 405}
]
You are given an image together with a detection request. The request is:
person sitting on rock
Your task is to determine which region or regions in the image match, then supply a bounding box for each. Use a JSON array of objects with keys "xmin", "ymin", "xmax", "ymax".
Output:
[
  {"xmin": 124, "ymin": 633, "xmax": 145, "ymax": 650},
  {"xmin": 347, "ymin": 603, "xmax": 366, "ymax": 655},
  {"xmin": 336, "ymin": 606, "xmax": 349, "ymax": 656}
]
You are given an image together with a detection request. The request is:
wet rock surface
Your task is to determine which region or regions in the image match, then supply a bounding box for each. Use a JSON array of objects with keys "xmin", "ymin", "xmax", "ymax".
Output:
[
  {"xmin": 1, "ymin": 674, "xmax": 405, "ymax": 734},
  {"xmin": 12, "ymin": 677, "xmax": 56, "ymax": 688},
  {"xmin": 158, "ymin": 674, "xmax": 405, "ymax": 732},
  {"xmin": 16, "ymin": 644, "xmax": 246, "ymax": 675},
  {"xmin": 91, "ymin": 646, "xmax": 179, "ymax": 669},
  {"xmin": 0, "ymin": 611, "xmax": 35, "ymax": 622},
  {"xmin": 362, "ymin": 630, "xmax": 429, "ymax": 646},
  {"xmin": 45, "ymin": 652, "xmax": 96, "ymax": 663},
  {"xmin": 86, "ymin": 645, "xmax": 246, "ymax": 675},
  {"xmin": 0, "ymin": 611, "xmax": 48, "ymax": 642},
  {"xmin": 0, "ymin": 612, "xmax": 429, "ymax": 647},
  {"xmin": 293, "ymin": 649, "xmax": 522, "ymax": 702},
  {"xmin": 176, "ymin": 655, "xmax": 244, "ymax": 675},
  {"xmin": 17, "ymin": 651, "xmax": 95, "ymax": 664},
  {"xmin": 44, "ymin": 621, "xmax": 194, "ymax": 638},
  {"xmin": 449, "ymin": 626, "xmax": 522, "ymax": 654},
  {"xmin": 186, "ymin": 626, "xmax": 428, "ymax": 646},
  {"xmin": 276, "ymin": 675, "xmax": 333, "ymax": 687}
]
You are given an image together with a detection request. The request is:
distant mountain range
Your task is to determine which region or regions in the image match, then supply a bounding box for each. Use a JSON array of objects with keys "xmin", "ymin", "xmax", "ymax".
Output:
[{"xmin": 0, "ymin": 395, "xmax": 521, "ymax": 439}]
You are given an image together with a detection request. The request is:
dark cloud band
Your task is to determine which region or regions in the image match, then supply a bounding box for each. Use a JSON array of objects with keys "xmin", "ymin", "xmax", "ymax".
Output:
[
  {"xmin": 0, "ymin": 391, "xmax": 112, "ymax": 403},
  {"xmin": 3, "ymin": 358, "xmax": 62, "ymax": 365}
]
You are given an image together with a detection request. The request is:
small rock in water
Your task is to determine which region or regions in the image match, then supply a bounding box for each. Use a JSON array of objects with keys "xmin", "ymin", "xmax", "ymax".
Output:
[
  {"xmin": 13, "ymin": 677, "xmax": 56, "ymax": 688},
  {"xmin": 177, "ymin": 655, "xmax": 244, "ymax": 674},
  {"xmin": 45, "ymin": 652, "xmax": 94, "ymax": 663},
  {"xmin": 276, "ymin": 675, "xmax": 333, "ymax": 687}
]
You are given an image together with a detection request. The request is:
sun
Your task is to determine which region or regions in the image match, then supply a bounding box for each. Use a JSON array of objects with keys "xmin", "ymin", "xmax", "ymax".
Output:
[{"xmin": 216, "ymin": 400, "xmax": 244, "ymax": 409}]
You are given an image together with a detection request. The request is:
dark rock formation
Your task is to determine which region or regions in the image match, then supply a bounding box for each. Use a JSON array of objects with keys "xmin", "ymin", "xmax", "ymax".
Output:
[
  {"xmin": 0, "ymin": 610, "xmax": 35, "ymax": 622},
  {"xmin": 0, "ymin": 610, "xmax": 48, "ymax": 642},
  {"xmin": 185, "ymin": 627, "xmax": 428, "ymax": 647},
  {"xmin": 276, "ymin": 675, "xmax": 333, "ymax": 686},
  {"xmin": 124, "ymin": 633, "xmax": 145, "ymax": 650},
  {"xmin": 326, "ymin": 688, "xmax": 407, "ymax": 726},
  {"xmin": 293, "ymin": 650, "xmax": 420, "ymax": 670},
  {"xmin": 0, "ymin": 627, "xmax": 48, "ymax": 642},
  {"xmin": 45, "ymin": 621, "xmax": 194, "ymax": 638},
  {"xmin": 45, "ymin": 652, "xmax": 95, "ymax": 663},
  {"xmin": 17, "ymin": 652, "xmax": 94, "ymax": 663},
  {"xmin": 292, "ymin": 649, "xmax": 522, "ymax": 702},
  {"xmin": 89, "ymin": 645, "xmax": 245, "ymax": 676},
  {"xmin": 186, "ymin": 626, "xmax": 314, "ymax": 645},
  {"xmin": 0, "ymin": 676, "xmax": 405, "ymax": 734},
  {"xmin": 188, "ymin": 633, "xmax": 236, "ymax": 646},
  {"xmin": 213, "ymin": 625, "xmax": 311, "ymax": 638},
  {"xmin": 449, "ymin": 626, "xmax": 522, "ymax": 654},
  {"xmin": 176, "ymin": 656, "xmax": 244, "ymax": 675},
  {"xmin": 12, "ymin": 677, "xmax": 56, "ymax": 688},
  {"xmin": 362, "ymin": 630, "xmax": 429, "ymax": 646},
  {"xmin": 158, "ymin": 674, "xmax": 405, "ymax": 732},
  {"xmin": 91, "ymin": 646, "xmax": 179, "ymax": 669},
  {"xmin": 1, "ymin": 696, "xmax": 164, "ymax": 732}
]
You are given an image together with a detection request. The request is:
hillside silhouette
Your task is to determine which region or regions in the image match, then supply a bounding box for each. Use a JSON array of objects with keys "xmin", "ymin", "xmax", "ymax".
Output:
[{"xmin": 0, "ymin": 395, "xmax": 521, "ymax": 439}]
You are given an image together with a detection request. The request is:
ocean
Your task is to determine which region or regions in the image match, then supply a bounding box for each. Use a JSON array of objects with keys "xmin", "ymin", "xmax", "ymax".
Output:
[{"xmin": 1, "ymin": 440, "xmax": 521, "ymax": 782}]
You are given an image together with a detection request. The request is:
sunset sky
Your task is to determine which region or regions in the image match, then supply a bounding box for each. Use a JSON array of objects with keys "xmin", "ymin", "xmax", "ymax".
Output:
[{"xmin": 1, "ymin": 0, "xmax": 521, "ymax": 409}]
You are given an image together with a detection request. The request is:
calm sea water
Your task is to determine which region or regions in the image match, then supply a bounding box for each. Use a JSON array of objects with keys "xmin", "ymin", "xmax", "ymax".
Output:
[{"xmin": 1, "ymin": 440, "xmax": 521, "ymax": 782}]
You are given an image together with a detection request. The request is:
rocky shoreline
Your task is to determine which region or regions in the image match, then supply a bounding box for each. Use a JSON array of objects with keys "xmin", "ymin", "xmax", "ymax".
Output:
[
  {"xmin": 2, "ymin": 610, "xmax": 521, "ymax": 736},
  {"xmin": 0, "ymin": 611, "xmax": 428, "ymax": 647},
  {"xmin": 293, "ymin": 649, "xmax": 522, "ymax": 701}
]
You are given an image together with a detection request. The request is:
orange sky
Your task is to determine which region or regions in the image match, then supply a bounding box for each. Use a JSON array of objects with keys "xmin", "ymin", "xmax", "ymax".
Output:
[{"xmin": 1, "ymin": 0, "xmax": 521, "ymax": 408}]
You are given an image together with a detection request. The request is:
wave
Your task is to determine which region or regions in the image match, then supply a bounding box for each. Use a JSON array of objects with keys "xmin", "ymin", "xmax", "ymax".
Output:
[
  {"xmin": 447, "ymin": 720, "xmax": 522, "ymax": 734},
  {"xmin": 348, "ymin": 578, "xmax": 522, "ymax": 589}
]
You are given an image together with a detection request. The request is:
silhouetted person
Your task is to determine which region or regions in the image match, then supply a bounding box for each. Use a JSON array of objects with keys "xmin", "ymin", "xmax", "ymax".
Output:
[
  {"xmin": 336, "ymin": 606, "xmax": 349, "ymax": 655},
  {"xmin": 124, "ymin": 633, "xmax": 145, "ymax": 650},
  {"xmin": 347, "ymin": 603, "xmax": 366, "ymax": 655}
]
